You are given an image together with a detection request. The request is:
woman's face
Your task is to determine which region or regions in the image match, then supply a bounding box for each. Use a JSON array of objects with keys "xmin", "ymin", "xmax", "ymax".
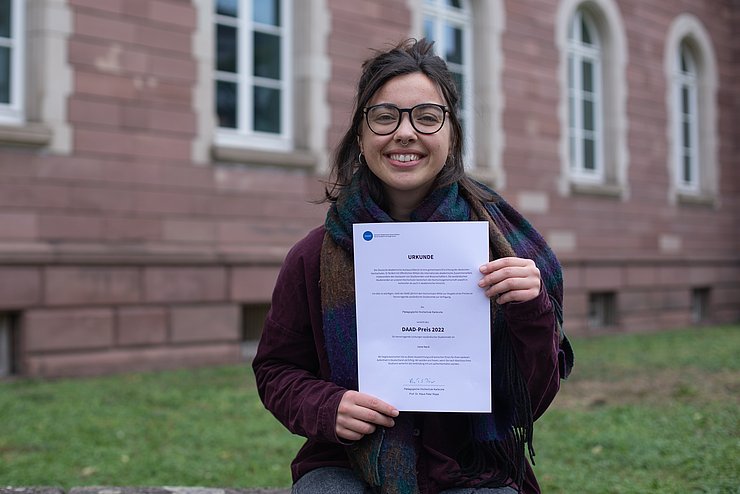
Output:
[{"xmin": 358, "ymin": 72, "xmax": 451, "ymax": 215}]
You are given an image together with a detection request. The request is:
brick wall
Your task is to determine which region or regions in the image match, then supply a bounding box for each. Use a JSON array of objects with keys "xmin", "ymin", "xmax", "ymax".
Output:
[
  {"xmin": 499, "ymin": 0, "xmax": 739, "ymax": 333},
  {"xmin": 0, "ymin": 0, "xmax": 737, "ymax": 378},
  {"xmin": 0, "ymin": 0, "xmax": 327, "ymax": 377}
]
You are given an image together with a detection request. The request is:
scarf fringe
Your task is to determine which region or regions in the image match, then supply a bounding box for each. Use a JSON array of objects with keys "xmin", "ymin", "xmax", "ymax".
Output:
[{"xmin": 449, "ymin": 309, "xmax": 534, "ymax": 493}]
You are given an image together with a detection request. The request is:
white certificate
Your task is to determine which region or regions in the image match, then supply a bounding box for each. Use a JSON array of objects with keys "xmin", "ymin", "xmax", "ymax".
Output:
[{"xmin": 353, "ymin": 221, "xmax": 491, "ymax": 413}]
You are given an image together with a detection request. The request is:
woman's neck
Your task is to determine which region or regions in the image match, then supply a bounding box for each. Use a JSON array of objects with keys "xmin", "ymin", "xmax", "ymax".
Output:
[
  {"xmin": 387, "ymin": 195, "xmax": 419, "ymax": 221},
  {"xmin": 385, "ymin": 187, "xmax": 430, "ymax": 222}
]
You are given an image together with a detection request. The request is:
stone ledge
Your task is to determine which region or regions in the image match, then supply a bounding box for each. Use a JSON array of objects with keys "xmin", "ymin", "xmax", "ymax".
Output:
[
  {"xmin": 1, "ymin": 489, "xmax": 65, "ymax": 494},
  {"xmin": 1, "ymin": 488, "xmax": 290, "ymax": 494}
]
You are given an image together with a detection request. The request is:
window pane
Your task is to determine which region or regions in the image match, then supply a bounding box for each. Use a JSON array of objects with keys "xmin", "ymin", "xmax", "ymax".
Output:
[
  {"xmin": 569, "ymin": 135, "xmax": 576, "ymax": 168},
  {"xmin": 567, "ymin": 55, "xmax": 574, "ymax": 89},
  {"xmin": 423, "ymin": 18, "xmax": 435, "ymax": 42},
  {"xmin": 682, "ymin": 120, "xmax": 691, "ymax": 148},
  {"xmin": 216, "ymin": 80, "xmax": 238, "ymax": 128},
  {"xmin": 445, "ymin": 25, "xmax": 463, "ymax": 64},
  {"xmin": 216, "ymin": 0, "xmax": 238, "ymax": 17},
  {"xmin": 683, "ymin": 154, "xmax": 692, "ymax": 183},
  {"xmin": 583, "ymin": 99, "xmax": 594, "ymax": 131},
  {"xmin": 452, "ymin": 71, "xmax": 464, "ymax": 104},
  {"xmin": 581, "ymin": 16, "xmax": 592, "ymax": 45},
  {"xmin": 681, "ymin": 86, "xmax": 690, "ymax": 115},
  {"xmin": 254, "ymin": 86, "xmax": 281, "ymax": 133},
  {"xmin": 680, "ymin": 49, "xmax": 688, "ymax": 73},
  {"xmin": 582, "ymin": 60, "xmax": 593, "ymax": 93},
  {"xmin": 584, "ymin": 138, "xmax": 595, "ymax": 170},
  {"xmin": 216, "ymin": 24, "xmax": 238, "ymax": 73},
  {"xmin": 0, "ymin": 46, "xmax": 9, "ymax": 104},
  {"xmin": 0, "ymin": 0, "xmax": 11, "ymax": 38},
  {"xmin": 568, "ymin": 95, "xmax": 575, "ymax": 129},
  {"xmin": 254, "ymin": 0, "xmax": 280, "ymax": 26},
  {"xmin": 446, "ymin": 0, "xmax": 462, "ymax": 8},
  {"xmin": 253, "ymin": 32, "xmax": 280, "ymax": 79}
]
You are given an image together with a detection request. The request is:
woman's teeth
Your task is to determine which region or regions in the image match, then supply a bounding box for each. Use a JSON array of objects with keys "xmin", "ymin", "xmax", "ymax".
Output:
[{"xmin": 389, "ymin": 154, "xmax": 420, "ymax": 162}]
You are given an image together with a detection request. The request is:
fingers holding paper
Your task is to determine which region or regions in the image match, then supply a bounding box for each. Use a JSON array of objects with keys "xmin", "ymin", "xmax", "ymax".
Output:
[
  {"xmin": 335, "ymin": 390, "xmax": 399, "ymax": 441},
  {"xmin": 479, "ymin": 257, "xmax": 541, "ymax": 304}
]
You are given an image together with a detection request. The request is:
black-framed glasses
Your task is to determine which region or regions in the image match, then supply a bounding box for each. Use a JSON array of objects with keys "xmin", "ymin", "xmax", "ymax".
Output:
[{"xmin": 363, "ymin": 103, "xmax": 449, "ymax": 136}]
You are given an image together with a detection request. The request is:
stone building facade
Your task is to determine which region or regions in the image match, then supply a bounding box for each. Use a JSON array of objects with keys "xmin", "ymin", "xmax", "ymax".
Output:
[{"xmin": 0, "ymin": 0, "xmax": 737, "ymax": 377}]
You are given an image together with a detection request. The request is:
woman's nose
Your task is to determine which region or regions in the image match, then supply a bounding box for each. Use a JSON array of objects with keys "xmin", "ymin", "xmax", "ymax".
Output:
[{"xmin": 394, "ymin": 113, "xmax": 417, "ymax": 142}]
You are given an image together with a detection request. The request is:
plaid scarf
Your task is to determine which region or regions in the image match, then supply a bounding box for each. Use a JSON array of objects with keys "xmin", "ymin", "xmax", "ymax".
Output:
[{"xmin": 321, "ymin": 173, "xmax": 571, "ymax": 493}]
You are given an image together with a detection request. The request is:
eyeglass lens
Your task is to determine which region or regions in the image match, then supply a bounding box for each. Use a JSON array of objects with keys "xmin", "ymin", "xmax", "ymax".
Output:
[{"xmin": 365, "ymin": 104, "xmax": 446, "ymax": 135}]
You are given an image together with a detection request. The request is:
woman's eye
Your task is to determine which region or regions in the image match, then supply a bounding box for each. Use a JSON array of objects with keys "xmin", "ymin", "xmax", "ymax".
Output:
[
  {"xmin": 416, "ymin": 113, "xmax": 441, "ymax": 124},
  {"xmin": 373, "ymin": 113, "xmax": 396, "ymax": 123}
]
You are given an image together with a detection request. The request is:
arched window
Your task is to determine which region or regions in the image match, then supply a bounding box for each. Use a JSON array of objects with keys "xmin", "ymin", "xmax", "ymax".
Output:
[
  {"xmin": 674, "ymin": 42, "xmax": 699, "ymax": 192},
  {"xmin": 665, "ymin": 15, "xmax": 718, "ymax": 205},
  {"xmin": 556, "ymin": 0, "xmax": 628, "ymax": 198},
  {"xmin": 567, "ymin": 8, "xmax": 603, "ymax": 182},
  {"xmin": 422, "ymin": 0, "xmax": 474, "ymax": 168}
]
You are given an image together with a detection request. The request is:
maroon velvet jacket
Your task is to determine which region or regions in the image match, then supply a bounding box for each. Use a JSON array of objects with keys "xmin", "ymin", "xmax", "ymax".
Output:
[{"xmin": 252, "ymin": 226, "xmax": 567, "ymax": 494}]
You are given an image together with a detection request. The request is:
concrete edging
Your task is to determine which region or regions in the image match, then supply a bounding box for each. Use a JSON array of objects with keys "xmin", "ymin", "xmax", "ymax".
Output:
[{"xmin": 1, "ymin": 488, "xmax": 290, "ymax": 494}]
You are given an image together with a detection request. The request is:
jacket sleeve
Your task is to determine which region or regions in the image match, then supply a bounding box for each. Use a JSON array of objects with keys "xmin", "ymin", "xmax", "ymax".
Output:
[
  {"xmin": 252, "ymin": 230, "xmax": 348, "ymax": 444},
  {"xmin": 503, "ymin": 288, "xmax": 566, "ymax": 420}
]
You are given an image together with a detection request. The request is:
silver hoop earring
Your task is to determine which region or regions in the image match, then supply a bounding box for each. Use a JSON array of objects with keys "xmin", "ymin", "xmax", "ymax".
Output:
[{"xmin": 358, "ymin": 152, "xmax": 367, "ymax": 166}]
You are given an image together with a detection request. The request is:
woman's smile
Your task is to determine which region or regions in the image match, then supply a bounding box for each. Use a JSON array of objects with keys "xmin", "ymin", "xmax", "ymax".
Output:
[{"xmin": 386, "ymin": 151, "xmax": 424, "ymax": 165}]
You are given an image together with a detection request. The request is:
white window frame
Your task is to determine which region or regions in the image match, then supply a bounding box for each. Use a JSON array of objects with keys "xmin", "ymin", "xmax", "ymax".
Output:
[
  {"xmin": 194, "ymin": 0, "xmax": 329, "ymax": 168},
  {"xmin": 214, "ymin": 0, "xmax": 293, "ymax": 153},
  {"xmin": 673, "ymin": 43, "xmax": 699, "ymax": 193},
  {"xmin": 0, "ymin": 0, "xmax": 25, "ymax": 125},
  {"xmin": 420, "ymin": 0, "xmax": 475, "ymax": 170},
  {"xmin": 0, "ymin": 0, "xmax": 71, "ymax": 151},
  {"xmin": 556, "ymin": 0, "xmax": 629, "ymax": 199},
  {"xmin": 664, "ymin": 14, "xmax": 719, "ymax": 206},
  {"xmin": 567, "ymin": 8, "xmax": 604, "ymax": 184}
]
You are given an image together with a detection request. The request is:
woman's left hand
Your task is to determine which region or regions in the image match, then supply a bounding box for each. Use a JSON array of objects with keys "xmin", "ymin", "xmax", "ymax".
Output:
[{"xmin": 479, "ymin": 257, "xmax": 541, "ymax": 304}]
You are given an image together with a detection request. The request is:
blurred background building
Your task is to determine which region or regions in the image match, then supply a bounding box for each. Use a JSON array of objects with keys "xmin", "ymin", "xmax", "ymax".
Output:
[{"xmin": 0, "ymin": 0, "xmax": 737, "ymax": 377}]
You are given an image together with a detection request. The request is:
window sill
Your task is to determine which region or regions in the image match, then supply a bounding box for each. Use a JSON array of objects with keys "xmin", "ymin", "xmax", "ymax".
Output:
[
  {"xmin": 676, "ymin": 190, "xmax": 717, "ymax": 208},
  {"xmin": 212, "ymin": 145, "xmax": 317, "ymax": 169},
  {"xmin": 0, "ymin": 122, "xmax": 52, "ymax": 147},
  {"xmin": 570, "ymin": 181, "xmax": 624, "ymax": 198}
]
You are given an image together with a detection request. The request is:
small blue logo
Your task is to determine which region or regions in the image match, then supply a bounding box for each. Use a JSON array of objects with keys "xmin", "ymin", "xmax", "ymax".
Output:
[{"xmin": 363, "ymin": 231, "xmax": 373, "ymax": 241}]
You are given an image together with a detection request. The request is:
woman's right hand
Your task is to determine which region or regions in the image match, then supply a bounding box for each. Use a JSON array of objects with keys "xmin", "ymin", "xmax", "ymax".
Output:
[{"xmin": 335, "ymin": 390, "xmax": 399, "ymax": 441}]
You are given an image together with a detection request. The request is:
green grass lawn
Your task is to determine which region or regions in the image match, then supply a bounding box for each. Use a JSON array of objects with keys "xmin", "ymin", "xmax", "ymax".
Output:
[
  {"xmin": 1, "ymin": 325, "xmax": 738, "ymax": 493},
  {"xmin": 533, "ymin": 325, "xmax": 739, "ymax": 493}
]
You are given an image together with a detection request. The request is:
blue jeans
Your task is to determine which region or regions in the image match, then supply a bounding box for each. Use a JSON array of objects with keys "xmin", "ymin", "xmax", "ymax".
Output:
[{"xmin": 292, "ymin": 466, "xmax": 518, "ymax": 494}]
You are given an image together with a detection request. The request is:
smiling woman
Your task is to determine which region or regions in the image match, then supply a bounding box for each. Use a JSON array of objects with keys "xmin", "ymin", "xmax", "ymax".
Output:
[{"xmin": 252, "ymin": 38, "xmax": 573, "ymax": 494}]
